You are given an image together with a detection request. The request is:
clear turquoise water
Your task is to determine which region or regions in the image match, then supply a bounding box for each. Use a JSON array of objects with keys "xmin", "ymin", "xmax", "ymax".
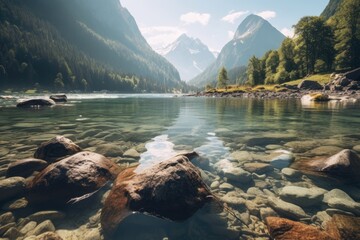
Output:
[{"xmin": 0, "ymin": 94, "xmax": 360, "ymax": 239}]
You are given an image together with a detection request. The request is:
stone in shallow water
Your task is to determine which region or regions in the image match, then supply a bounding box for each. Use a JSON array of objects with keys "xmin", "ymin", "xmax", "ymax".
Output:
[
  {"xmin": 101, "ymin": 154, "xmax": 211, "ymax": 237},
  {"xmin": 307, "ymin": 146, "xmax": 343, "ymax": 156},
  {"xmin": 34, "ymin": 136, "xmax": 81, "ymax": 163},
  {"xmin": 0, "ymin": 176, "xmax": 26, "ymax": 202},
  {"xmin": 325, "ymin": 214, "xmax": 360, "ymax": 240},
  {"xmin": 260, "ymin": 207, "xmax": 278, "ymax": 221},
  {"xmin": 0, "ymin": 147, "xmax": 9, "ymax": 157},
  {"xmin": 27, "ymin": 151, "xmax": 121, "ymax": 206},
  {"xmin": 223, "ymin": 167, "xmax": 252, "ymax": 184},
  {"xmin": 243, "ymin": 162, "xmax": 273, "ymax": 174},
  {"xmin": 266, "ymin": 217, "xmax": 335, "ymax": 240},
  {"xmin": 6, "ymin": 158, "xmax": 48, "ymax": 178},
  {"xmin": 281, "ymin": 167, "xmax": 302, "ymax": 179},
  {"xmin": 123, "ymin": 148, "xmax": 140, "ymax": 158},
  {"xmin": 279, "ymin": 186, "xmax": 326, "ymax": 208},
  {"xmin": 95, "ymin": 143, "xmax": 124, "ymax": 157},
  {"xmin": 327, "ymin": 198, "xmax": 360, "ymax": 216},
  {"xmin": 269, "ymin": 152, "xmax": 294, "ymax": 169},
  {"xmin": 353, "ymin": 145, "xmax": 360, "ymax": 153},
  {"xmin": 28, "ymin": 220, "xmax": 55, "ymax": 236},
  {"xmin": 285, "ymin": 140, "xmax": 319, "ymax": 153},
  {"xmin": 0, "ymin": 212, "xmax": 15, "ymax": 225},
  {"xmin": 267, "ymin": 197, "xmax": 310, "ymax": 220},
  {"xmin": 219, "ymin": 182, "xmax": 234, "ymax": 191},
  {"xmin": 229, "ymin": 151, "xmax": 253, "ymax": 162},
  {"xmin": 28, "ymin": 211, "xmax": 66, "ymax": 223},
  {"xmin": 323, "ymin": 189, "xmax": 354, "ymax": 204}
]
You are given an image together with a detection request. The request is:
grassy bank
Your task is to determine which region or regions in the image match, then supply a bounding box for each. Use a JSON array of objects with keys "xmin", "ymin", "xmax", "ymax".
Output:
[{"xmin": 207, "ymin": 73, "xmax": 331, "ymax": 93}]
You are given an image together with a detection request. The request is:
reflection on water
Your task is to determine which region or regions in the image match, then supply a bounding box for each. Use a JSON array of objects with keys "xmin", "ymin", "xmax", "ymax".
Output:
[{"xmin": 0, "ymin": 94, "xmax": 360, "ymax": 240}]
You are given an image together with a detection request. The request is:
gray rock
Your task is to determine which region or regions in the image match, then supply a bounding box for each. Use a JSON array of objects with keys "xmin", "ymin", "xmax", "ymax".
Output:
[
  {"xmin": 268, "ymin": 196, "xmax": 310, "ymax": 220},
  {"xmin": 247, "ymin": 187, "xmax": 263, "ymax": 196},
  {"xmin": 123, "ymin": 149, "xmax": 140, "ymax": 158},
  {"xmin": 260, "ymin": 207, "xmax": 278, "ymax": 221},
  {"xmin": 353, "ymin": 145, "xmax": 360, "ymax": 153},
  {"xmin": 279, "ymin": 186, "xmax": 326, "ymax": 207},
  {"xmin": 313, "ymin": 211, "xmax": 331, "ymax": 224},
  {"xmin": 3, "ymin": 227, "xmax": 20, "ymax": 239},
  {"xmin": 219, "ymin": 183, "xmax": 234, "ymax": 191},
  {"xmin": 281, "ymin": 168, "xmax": 302, "ymax": 179},
  {"xmin": 239, "ymin": 211, "xmax": 251, "ymax": 225},
  {"xmin": 0, "ymin": 222, "xmax": 16, "ymax": 236},
  {"xmin": 0, "ymin": 212, "xmax": 15, "ymax": 225},
  {"xmin": 84, "ymin": 228, "xmax": 101, "ymax": 240},
  {"xmin": 327, "ymin": 198, "xmax": 360, "ymax": 216},
  {"xmin": 325, "ymin": 208, "xmax": 355, "ymax": 216},
  {"xmin": 2, "ymin": 197, "xmax": 28, "ymax": 211},
  {"xmin": 210, "ymin": 181, "xmax": 220, "ymax": 189},
  {"xmin": 28, "ymin": 211, "xmax": 65, "ymax": 223},
  {"xmin": 20, "ymin": 221, "xmax": 37, "ymax": 235},
  {"xmin": 220, "ymin": 193, "xmax": 246, "ymax": 207},
  {"xmin": 323, "ymin": 189, "xmax": 354, "ymax": 204},
  {"xmin": 0, "ymin": 177, "xmax": 26, "ymax": 202},
  {"xmin": 95, "ymin": 143, "xmax": 124, "ymax": 157},
  {"xmin": 269, "ymin": 152, "xmax": 294, "ymax": 169},
  {"xmin": 307, "ymin": 146, "xmax": 343, "ymax": 156},
  {"xmin": 243, "ymin": 163, "xmax": 273, "ymax": 174},
  {"xmin": 223, "ymin": 167, "xmax": 252, "ymax": 184},
  {"xmin": 29, "ymin": 220, "xmax": 55, "ymax": 236},
  {"xmin": 229, "ymin": 151, "xmax": 252, "ymax": 162},
  {"xmin": 0, "ymin": 147, "xmax": 9, "ymax": 157}
]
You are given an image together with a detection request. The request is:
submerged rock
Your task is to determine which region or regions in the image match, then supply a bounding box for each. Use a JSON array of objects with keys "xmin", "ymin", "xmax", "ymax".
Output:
[
  {"xmin": 101, "ymin": 154, "xmax": 211, "ymax": 237},
  {"xmin": 16, "ymin": 98, "xmax": 56, "ymax": 108},
  {"xmin": 27, "ymin": 151, "xmax": 121, "ymax": 206},
  {"xmin": 49, "ymin": 94, "xmax": 67, "ymax": 103},
  {"xmin": 267, "ymin": 197, "xmax": 309, "ymax": 220},
  {"xmin": 325, "ymin": 214, "xmax": 360, "ymax": 239},
  {"xmin": 34, "ymin": 136, "xmax": 81, "ymax": 162},
  {"xmin": 0, "ymin": 177, "xmax": 26, "ymax": 203},
  {"xmin": 266, "ymin": 217, "xmax": 335, "ymax": 240},
  {"xmin": 279, "ymin": 186, "xmax": 326, "ymax": 207},
  {"xmin": 6, "ymin": 158, "xmax": 48, "ymax": 178}
]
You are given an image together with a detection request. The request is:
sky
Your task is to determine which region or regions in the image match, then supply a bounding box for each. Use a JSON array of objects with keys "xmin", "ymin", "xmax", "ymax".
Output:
[{"xmin": 121, "ymin": 0, "xmax": 329, "ymax": 53}]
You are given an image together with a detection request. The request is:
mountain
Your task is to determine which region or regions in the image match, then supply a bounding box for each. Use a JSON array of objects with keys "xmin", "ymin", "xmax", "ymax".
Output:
[
  {"xmin": 189, "ymin": 14, "xmax": 285, "ymax": 87},
  {"xmin": 161, "ymin": 34, "xmax": 215, "ymax": 82},
  {"xmin": 321, "ymin": 0, "xmax": 343, "ymax": 20},
  {"xmin": 0, "ymin": 0, "xmax": 184, "ymax": 92}
]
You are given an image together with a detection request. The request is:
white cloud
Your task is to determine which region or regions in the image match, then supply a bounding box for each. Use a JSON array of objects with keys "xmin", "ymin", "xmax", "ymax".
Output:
[
  {"xmin": 256, "ymin": 11, "xmax": 276, "ymax": 20},
  {"xmin": 140, "ymin": 26, "xmax": 186, "ymax": 50},
  {"xmin": 180, "ymin": 12, "xmax": 211, "ymax": 26},
  {"xmin": 228, "ymin": 31, "xmax": 235, "ymax": 39},
  {"xmin": 222, "ymin": 11, "xmax": 249, "ymax": 24},
  {"xmin": 280, "ymin": 27, "xmax": 295, "ymax": 38}
]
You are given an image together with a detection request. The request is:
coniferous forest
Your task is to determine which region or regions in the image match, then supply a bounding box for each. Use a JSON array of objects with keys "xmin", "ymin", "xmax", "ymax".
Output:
[{"xmin": 0, "ymin": 0, "xmax": 189, "ymax": 92}]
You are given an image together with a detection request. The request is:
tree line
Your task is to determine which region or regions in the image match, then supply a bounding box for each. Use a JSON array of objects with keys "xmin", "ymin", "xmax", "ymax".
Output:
[
  {"xmin": 245, "ymin": 0, "xmax": 359, "ymax": 86},
  {"xmin": 0, "ymin": 1, "xmax": 189, "ymax": 92}
]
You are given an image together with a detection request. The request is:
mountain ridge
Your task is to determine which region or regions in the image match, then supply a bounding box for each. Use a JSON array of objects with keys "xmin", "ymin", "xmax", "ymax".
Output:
[
  {"xmin": 189, "ymin": 14, "xmax": 285, "ymax": 87},
  {"xmin": 161, "ymin": 34, "xmax": 215, "ymax": 81}
]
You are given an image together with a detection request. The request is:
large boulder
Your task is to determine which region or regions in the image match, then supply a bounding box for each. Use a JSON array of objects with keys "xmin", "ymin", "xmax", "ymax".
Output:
[
  {"xmin": 27, "ymin": 151, "xmax": 121, "ymax": 206},
  {"xmin": 297, "ymin": 80, "xmax": 323, "ymax": 90},
  {"xmin": 266, "ymin": 217, "xmax": 335, "ymax": 240},
  {"xmin": 101, "ymin": 154, "xmax": 211, "ymax": 237},
  {"xmin": 16, "ymin": 99, "xmax": 56, "ymax": 108},
  {"xmin": 6, "ymin": 158, "xmax": 48, "ymax": 178},
  {"xmin": 49, "ymin": 94, "xmax": 67, "ymax": 103},
  {"xmin": 292, "ymin": 149, "xmax": 360, "ymax": 183},
  {"xmin": 34, "ymin": 136, "xmax": 81, "ymax": 162}
]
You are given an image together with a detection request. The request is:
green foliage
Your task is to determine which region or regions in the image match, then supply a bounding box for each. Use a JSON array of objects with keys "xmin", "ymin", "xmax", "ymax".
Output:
[
  {"xmin": 247, "ymin": 56, "xmax": 264, "ymax": 86},
  {"xmin": 0, "ymin": 0, "xmax": 188, "ymax": 92},
  {"xmin": 332, "ymin": 0, "xmax": 360, "ymax": 70},
  {"xmin": 265, "ymin": 50, "xmax": 279, "ymax": 84},
  {"xmin": 217, "ymin": 67, "xmax": 229, "ymax": 90}
]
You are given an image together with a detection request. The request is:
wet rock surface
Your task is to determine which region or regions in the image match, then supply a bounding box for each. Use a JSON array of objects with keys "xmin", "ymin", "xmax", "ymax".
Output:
[
  {"xmin": 27, "ymin": 151, "xmax": 121, "ymax": 206},
  {"xmin": 101, "ymin": 154, "xmax": 211, "ymax": 237},
  {"xmin": 34, "ymin": 136, "xmax": 82, "ymax": 163}
]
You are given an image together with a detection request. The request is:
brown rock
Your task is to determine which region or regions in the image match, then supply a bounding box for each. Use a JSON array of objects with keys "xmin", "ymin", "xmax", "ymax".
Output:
[
  {"xmin": 325, "ymin": 214, "xmax": 360, "ymax": 240},
  {"xmin": 34, "ymin": 136, "xmax": 81, "ymax": 162},
  {"xmin": 266, "ymin": 217, "xmax": 335, "ymax": 240},
  {"xmin": 27, "ymin": 151, "xmax": 121, "ymax": 206},
  {"xmin": 101, "ymin": 154, "xmax": 211, "ymax": 237},
  {"xmin": 6, "ymin": 158, "xmax": 48, "ymax": 178}
]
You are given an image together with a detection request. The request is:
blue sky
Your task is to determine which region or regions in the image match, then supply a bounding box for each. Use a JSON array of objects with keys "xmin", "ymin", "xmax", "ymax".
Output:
[{"xmin": 121, "ymin": 0, "xmax": 329, "ymax": 53}]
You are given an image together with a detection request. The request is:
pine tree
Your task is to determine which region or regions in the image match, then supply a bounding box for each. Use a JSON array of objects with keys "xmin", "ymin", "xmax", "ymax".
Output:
[{"xmin": 217, "ymin": 67, "xmax": 229, "ymax": 90}]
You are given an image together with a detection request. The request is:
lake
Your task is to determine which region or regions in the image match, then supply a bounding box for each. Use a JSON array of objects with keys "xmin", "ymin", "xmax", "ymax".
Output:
[{"xmin": 0, "ymin": 94, "xmax": 360, "ymax": 240}]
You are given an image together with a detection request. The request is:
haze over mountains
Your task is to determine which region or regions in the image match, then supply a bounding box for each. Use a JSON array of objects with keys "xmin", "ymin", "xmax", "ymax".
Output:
[
  {"xmin": 190, "ymin": 14, "xmax": 285, "ymax": 87},
  {"xmin": 0, "ymin": 0, "xmax": 185, "ymax": 92},
  {"xmin": 160, "ymin": 34, "xmax": 216, "ymax": 82}
]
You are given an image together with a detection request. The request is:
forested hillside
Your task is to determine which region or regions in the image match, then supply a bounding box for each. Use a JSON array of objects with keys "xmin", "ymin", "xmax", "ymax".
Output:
[
  {"xmin": 244, "ymin": 0, "xmax": 359, "ymax": 86},
  {"xmin": 0, "ymin": 0, "xmax": 186, "ymax": 92}
]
